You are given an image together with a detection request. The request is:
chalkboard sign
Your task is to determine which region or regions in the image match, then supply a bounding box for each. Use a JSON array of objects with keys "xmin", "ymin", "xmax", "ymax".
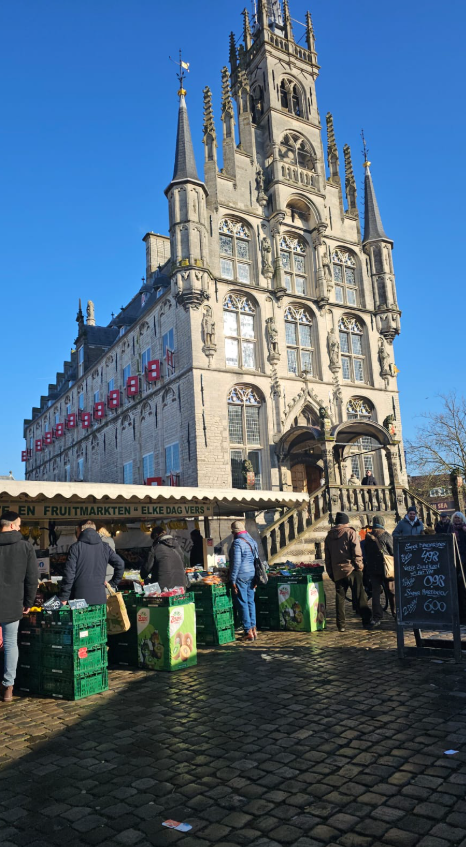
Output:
[{"xmin": 395, "ymin": 535, "xmax": 458, "ymax": 627}]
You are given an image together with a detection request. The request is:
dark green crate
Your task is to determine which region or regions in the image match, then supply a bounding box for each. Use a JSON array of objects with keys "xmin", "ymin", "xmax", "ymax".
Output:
[
  {"xmin": 121, "ymin": 591, "xmax": 141, "ymax": 608},
  {"xmin": 192, "ymin": 593, "xmax": 232, "ymax": 613},
  {"xmin": 42, "ymin": 669, "xmax": 108, "ymax": 700},
  {"xmin": 42, "ymin": 622, "xmax": 107, "ymax": 652},
  {"xmin": 18, "ymin": 630, "xmax": 42, "ymax": 651},
  {"xmin": 190, "ymin": 583, "xmax": 228, "ymax": 595},
  {"xmin": 108, "ymin": 644, "xmax": 139, "ymax": 667},
  {"xmin": 196, "ymin": 608, "xmax": 234, "ymax": 631},
  {"xmin": 141, "ymin": 592, "xmax": 195, "ymax": 607},
  {"xmin": 107, "ymin": 630, "xmax": 138, "ymax": 650},
  {"xmin": 41, "ymin": 645, "xmax": 107, "ymax": 677},
  {"xmin": 15, "ymin": 672, "xmax": 42, "ymax": 695},
  {"xmin": 20, "ymin": 612, "xmax": 43, "ymax": 628},
  {"xmin": 196, "ymin": 625, "xmax": 235, "ymax": 646},
  {"xmin": 42, "ymin": 604, "xmax": 106, "ymax": 628}
]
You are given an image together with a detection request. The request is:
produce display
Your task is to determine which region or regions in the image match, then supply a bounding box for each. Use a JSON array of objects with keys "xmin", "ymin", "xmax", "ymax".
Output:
[
  {"xmin": 256, "ymin": 562, "xmax": 326, "ymax": 633},
  {"xmin": 137, "ymin": 601, "xmax": 197, "ymax": 672}
]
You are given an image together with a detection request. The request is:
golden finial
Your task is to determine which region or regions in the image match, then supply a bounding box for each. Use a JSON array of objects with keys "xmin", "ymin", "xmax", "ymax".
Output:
[{"xmin": 170, "ymin": 49, "xmax": 189, "ymax": 97}]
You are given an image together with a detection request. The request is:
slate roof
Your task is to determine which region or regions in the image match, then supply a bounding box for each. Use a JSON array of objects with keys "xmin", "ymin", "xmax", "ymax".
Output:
[
  {"xmin": 363, "ymin": 165, "xmax": 389, "ymax": 243},
  {"xmin": 172, "ymin": 94, "xmax": 199, "ymax": 182}
]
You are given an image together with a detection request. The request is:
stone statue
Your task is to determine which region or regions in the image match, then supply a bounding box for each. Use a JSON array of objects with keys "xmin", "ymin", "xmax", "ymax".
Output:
[
  {"xmin": 378, "ymin": 337, "xmax": 390, "ymax": 376},
  {"xmin": 86, "ymin": 300, "xmax": 95, "ymax": 326},
  {"xmin": 256, "ymin": 168, "xmax": 264, "ymax": 193},
  {"xmin": 261, "ymin": 236, "xmax": 273, "ymax": 277},
  {"xmin": 319, "ymin": 405, "xmax": 331, "ymax": 435},
  {"xmin": 202, "ymin": 307, "xmax": 216, "ymax": 347},
  {"xmin": 265, "ymin": 316, "xmax": 279, "ymax": 358},
  {"xmin": 328, "ymin": 328, "xmax": 340, "ymax": 371},
  {"xmin": 383, "ymin": 414, "xmax": 396, "ymax": 436},
  {"xmin": 322, "ymin": 246, "xmax": 332, "ymax": 284}
]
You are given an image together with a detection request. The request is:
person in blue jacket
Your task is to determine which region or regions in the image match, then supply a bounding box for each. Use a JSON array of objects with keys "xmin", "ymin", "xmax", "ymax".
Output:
[{"xmin": 229, "ymin": 520, "xmax": 258, "ymax": 641}]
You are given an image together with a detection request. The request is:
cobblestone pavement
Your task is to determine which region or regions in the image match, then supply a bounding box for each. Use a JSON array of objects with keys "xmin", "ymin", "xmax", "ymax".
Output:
[{"xmin": 2, "ymin": 583, "xmax": 466, "ymax": 847}]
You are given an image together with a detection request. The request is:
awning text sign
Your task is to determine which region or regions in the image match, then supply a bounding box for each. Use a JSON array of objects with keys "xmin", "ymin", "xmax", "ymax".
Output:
[{"xmin": 2, "ymin": 501, "xmax": 213, "ymax": 521}]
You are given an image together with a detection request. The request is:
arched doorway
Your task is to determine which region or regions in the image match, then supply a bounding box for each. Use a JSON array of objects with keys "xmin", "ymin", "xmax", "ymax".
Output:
[
  {"xmin": 276, "ymin": 422, "xmax": 324, "ymax": 494},
  {"xmin": 291, "ymin": 463, "xmax": 323, "ymax": 494}
]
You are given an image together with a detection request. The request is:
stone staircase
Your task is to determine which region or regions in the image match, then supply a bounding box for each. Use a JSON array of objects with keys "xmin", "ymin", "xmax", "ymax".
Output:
[{"xmin": 260, "ymin": 484, "xmax": 441, "ymax": 565}]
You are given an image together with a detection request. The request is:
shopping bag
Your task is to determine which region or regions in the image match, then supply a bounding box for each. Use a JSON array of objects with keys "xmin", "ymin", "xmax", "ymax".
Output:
[
  {"xmin": 383, "ymin": 554, "xmax": 395, "ymax": 580},
  {"xmin": 106, "ymin": 585, "xmax": 131, "ymax": 635}
]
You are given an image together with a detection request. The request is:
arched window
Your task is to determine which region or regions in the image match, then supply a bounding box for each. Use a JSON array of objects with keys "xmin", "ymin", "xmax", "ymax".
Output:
[
  {"xmin": 285, "ymin": 305, "xmax": 314, "ymax": 375},
  {"xmin": 291, "ymin": 85, "xmax": 301, "ymax": 116},
  {"xmin": 251, "ymin": 86, "xmax": 264, "ymax": 124},
  {"xmin": 346, "ymin": 398, "xmax": 374, "ymax": 420},
  {"xmin": 339, "ymin": 316, "xmax": 365, "ymax": 383},
  {"xmin": 280, "ymin": 81, "xmax": 289, "ymax": 110},
  {"xmin": 332, "ymin": 249, "xmax": 358, "ymax": 305},
  {"xmin": 346, "ymin": 398, "xmax": 378, "ymax": 481},
  {"xmin": 280, "ymin": 235, "xmax": 307, "ymax": 294},
  {"xmin": 278, "ymin": 133, "xmax": 317, "ymax": 188},
  {"xmin": 223, "ymin": 293, "xmax": 256, "ymax": 369},
  {"xmin": 280, "ymin": 79, "xmax": 304, "ymax": 118},
  {"xmin": 219, "ymin": 218, "xmax": 252, "ymax": 283},
  {"xmin": 228, "ymin": 385, "xmax": 262, "ymax": 489}
]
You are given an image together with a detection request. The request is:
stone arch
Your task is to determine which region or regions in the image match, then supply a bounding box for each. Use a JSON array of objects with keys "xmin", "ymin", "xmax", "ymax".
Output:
[{"xmin": 162, "ymin": 387, "xmax": 176, "ymax": 408}]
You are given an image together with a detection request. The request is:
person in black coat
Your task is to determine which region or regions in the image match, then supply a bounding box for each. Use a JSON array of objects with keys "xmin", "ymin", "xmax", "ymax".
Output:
[
  {"xmin": 0, "ymin": 510, "xmax": 39, "ymax": 702},
  {"xmin": 141, "ymin": 527, "xmax": 187, "ymax": 590},
  {"xmin": 59, "ymin": 520, "xmax": 124, "ymax": 606},
  {"xmin": 435, "ymin": 513, "xmax": 451, "ymax": 534},
  {"xmin": 189, "ymin": 529, "xmax": 204, "ymax": 569},
  {"xmin": 364, "ymin": 515, "xmax": 395, "ymax": 625},
  {"xmin": 361, "ymin": 470, "xmax": 377, "ymax": 486}
]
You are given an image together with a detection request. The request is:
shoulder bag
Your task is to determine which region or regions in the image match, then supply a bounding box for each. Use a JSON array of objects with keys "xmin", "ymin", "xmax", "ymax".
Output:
[
  {"xmin": 372, "ymin": 533, "xmax": 394, "ymax": 580},
  {"xmin": 243, "ymin": 538, "xmax": 268, "ymax": 586}
]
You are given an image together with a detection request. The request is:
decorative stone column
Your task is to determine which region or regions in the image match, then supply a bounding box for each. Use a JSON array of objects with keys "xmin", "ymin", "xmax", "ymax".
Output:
[
  {"xmin": 312, "ymin": 223, "xmax": 329, "ymax": 309},
  {"xmin": 271, "ymin": 213, "xmax": 287, "ymax": 304}
]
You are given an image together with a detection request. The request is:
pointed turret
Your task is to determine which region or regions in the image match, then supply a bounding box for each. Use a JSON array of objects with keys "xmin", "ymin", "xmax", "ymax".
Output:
[
  {"xmin": 343, "ymin": 144, "xmax": 358, "ymax": 216},
  {"xmin": 203, "ymin": 86, "xmax": 217, "ymax": 159},
  {"xmin": 305, "ymin": 11, "xmax": 318, "ymax": 64},
  {"xmin": 326, "ymin": 113, "xmax": 340, "ymax": 186},
  {"xmin": 242, "ymin": 8, "xmax": 252, "ymax": 51},
  {"xmin": 229, "ymin": 31, "xmax": 238, "ymax": 71},
  {"xmin": 283, "ymin": 0, "xmax": 294, "ymax": 41},
  {"xmin": 221, "ymin": 66, "xmax": 237, "ymax": 179},
  {"xmin": 363, "ymin": 160, "xmax": 388, "ymax": 243},
  {"xmin": 171, "ymin": 92, "xmax": 199, "ymax": 184}
]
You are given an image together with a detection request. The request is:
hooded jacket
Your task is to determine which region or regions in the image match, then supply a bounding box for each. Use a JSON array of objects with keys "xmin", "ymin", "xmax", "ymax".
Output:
[
  {"xmin": 324, "ymin": 524, "xmax": 363, "ymax": 582},
  {"xmin": 393, "ymin": 515, "xmax": 424, "ymax": 536},
  {"xmin": 141, "ymin": 534, "xmax": 187, "ymax": 590},
  {"xmin": 0, "ymin": 531, "xmax": 39, "ymax": 624},
  {"xmin": 364, "ymin": 529, "xmax": 394, "ymax": 577},
  {"xmin": 59, "ymin": 528, "xmax": 124, "ymax": 605}
]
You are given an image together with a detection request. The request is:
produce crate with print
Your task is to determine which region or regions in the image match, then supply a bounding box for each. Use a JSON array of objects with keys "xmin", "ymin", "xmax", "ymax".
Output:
[
  {"xmin": 41, "ymin": 621, "xmax": 107, "ymax": 652},
  {"xmin": 196, "ymin": 625, "xmax": 235, "ymax": 646},
  {"xmin": 137, "ymin": 602, "xmax": 197, "ymax": 672},
  {"xmin": 141, "ymin": 592, "xmax": 195, "ymax": 608},
  {"xmin": 256, "ymin": 606, "xmax": 280, "ymax": 631},
  {"xmin": 42, "ymin": 669, "xmax": 108, "ymax": 700},
  {"xmin": 278, "ymin": 579, "xmax": 326, "ymax": 632},
  {"xmin": 41, "ymin": 644, "xmax": 107, "ymax": 678},
  {"xmin": 42, "ymin": 604, "xmax": 106, "ymax": 628}
]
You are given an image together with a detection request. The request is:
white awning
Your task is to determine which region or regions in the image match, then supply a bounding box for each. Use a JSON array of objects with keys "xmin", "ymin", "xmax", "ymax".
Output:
[{"xmin": 0, "ymin": 480, "xmax": 309, "ymax": 520}]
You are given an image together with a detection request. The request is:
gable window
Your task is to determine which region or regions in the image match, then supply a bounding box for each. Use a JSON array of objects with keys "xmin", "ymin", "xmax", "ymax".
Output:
[
  {"xmin": 280, "ymin": 235, "xmax": 307, "ymax": 294},
  {"xmin": 123, "ymin": 461, "xmax": 133, "ymax": 485},
  {"xmin": 339, "ymin": 316, "xmax": 365, "ymax": 383},
  {"xmin": 223, "ymin": 293, "xmax": 256, "ymax": 369},
  {"xmin": 78, "ymin": 393, "xmax": 84, "ymax": 411},
  {"xmin": 64, "ymin": 464, "xmax": 71, "ymax": 482},
  {"xmin": 228, "ymin": 385, "xmax": 262, "ymax": 490},
  {"xmin": 219, "ymin": 219, "xmax": 251, "ymax": 283},
  {"xmin": 163, "ymin": 329, "xmax": 175, "ymax": 374},
  {"xmin": 346, "ymin": 398, "xmax": 378, "ymax": 481},
  {"xmin": 94, "ymin": 390, "xmax": 99, "ymax": 405},
  {"xmin": 333, "ymin": 249, "xmax": 358, "ymax": 305},
  {"xmin": 108, "ymin": 378, "xmax": 114, "ymax": 393},
  {"xmin": 279, "ymin": 79, "xmax": 303, "ymax": 118},
  {"xmin": 285, "ymin": 305, "xmax": 314, "ymax": 376}
]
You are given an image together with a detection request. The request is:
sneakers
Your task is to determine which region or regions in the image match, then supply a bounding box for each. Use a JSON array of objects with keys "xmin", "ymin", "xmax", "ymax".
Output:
[
  {"xmin": 337, "ymin": 626, "xmax": 346, "ymax": 633},
  {"xmin": 1, "ymin": 685, "xmax": 13, "ymax": 703}
]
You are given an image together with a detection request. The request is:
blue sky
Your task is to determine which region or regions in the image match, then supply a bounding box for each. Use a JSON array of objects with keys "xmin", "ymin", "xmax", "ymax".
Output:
[{"xmin": 1, "ymin": 0, "xmax": 464, "ymax": 480}]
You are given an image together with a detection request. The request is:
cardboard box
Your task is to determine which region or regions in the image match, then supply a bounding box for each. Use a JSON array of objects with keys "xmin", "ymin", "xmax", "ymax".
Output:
[
  {"xmin": 137, "ymin": 602, "xmax": 197, "ymax": 672},
  {"xmin": 278, "ymin": 581, "xmax": 326, "ymax": 632}
]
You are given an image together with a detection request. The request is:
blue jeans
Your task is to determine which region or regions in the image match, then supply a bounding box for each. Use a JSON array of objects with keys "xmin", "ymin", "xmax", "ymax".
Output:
[
  {"xmin": 235, "ymin": 577, "xmax": 256, "ymax": 632},
  {"xmin": 0, "ymin": 621, "xmax": 20, "ymax": 687}
]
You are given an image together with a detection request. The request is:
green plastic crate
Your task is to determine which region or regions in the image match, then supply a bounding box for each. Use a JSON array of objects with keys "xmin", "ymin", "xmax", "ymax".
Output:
[
  {"xmin": 20, "ymin": 612, "xmax": 43, "ymax": 628},
  {"xmin": 196, "ymin": 608, "xmax": 234, "ymax": 631},
  {"xmin": 192, "ymin": 593, "xmax": 232, "ymax": 614},
  {"xmin": 196, "ymin": 625, "xmax": 235, "ymax": 646},
  {"xmin": 41, "ymin": 644, "xmax": 107, "ymax": 677},
  {"xmin": 15, "ymin": 670, "xmax": 42, "ymax": 695},
  {"xmin": 42, "ymin": 669, "xmax": 109, "ymax": 700},
  {"xmin": 18, "ymin": 629, "xmax": 42, "ymax": 651},
  {"xmin": 107, "ymin": 630, "xmax": 138, "ymax": 650},
  {"xmin": 42, "ymin": 604, "xmax": 106, "ymax": 628},
  {"xmin": 190, "ymin": 583, "xmax": 228, "ymax": 595},
  {"xmin": 42, "ymin": 621, "xmax": 107, "ymax": 652},
  {"xmin": 141, "ymin": 592, "xmax": 195, "ymax": 608}
]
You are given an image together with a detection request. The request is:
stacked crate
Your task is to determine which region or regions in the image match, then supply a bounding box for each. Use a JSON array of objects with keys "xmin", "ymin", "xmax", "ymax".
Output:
[
  {"xmin": 39, "ymin": 605, "xmax": 108, "ymax": 700},
  {"xmin": 189, "ymin": 583, "xmax": 235, "ymax": 646},
  {"xmin": 108, "ymin": 591, "xmax": 139, "ymax": 667},
  {"xmin": 255, "ymin": 582, "xmax": 281, "ymax": 631},
  {"xmin": 16, "ymin": 617, "xmax": 43, "ymax": 695}
]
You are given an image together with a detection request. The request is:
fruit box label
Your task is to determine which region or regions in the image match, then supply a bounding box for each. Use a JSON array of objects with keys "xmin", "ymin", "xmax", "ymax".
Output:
[
  {"xmin": 137, "ymin": 603, "xmax": 196, "ymax": 670},
  {"xmin": 278, "ymin": 581, "xmax": 326, "ymax": 632}
]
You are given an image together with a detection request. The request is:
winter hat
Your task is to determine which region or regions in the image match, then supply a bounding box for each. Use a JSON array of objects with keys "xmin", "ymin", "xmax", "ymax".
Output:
[
  {"xmin": 335, "ymin": 512, "xmax": 349, "ymax": 525},
  {"xmin": 372, "ymin": 515, "xmax": 385, "ymax": 529},
  {"xmin": 407, "ymin": 506, "xmax": 417, "ymax": 514},
  {"xmin": 231, "ymin": 520, "xmax": 246, "ymax": 533}
]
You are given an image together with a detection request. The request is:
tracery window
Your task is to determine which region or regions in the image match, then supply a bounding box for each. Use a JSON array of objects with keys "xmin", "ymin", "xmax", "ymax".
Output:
[
  {"xmin": 279, "ymin": 79, "xmax": 303, "ymax": 117},
  {"xmin": 339, "ymin": 316, "xmax": 365, "ymax": 383},
  {"xmin": 223, "ymin": 294, "xmax": 256, "ymax": 370},
  {"xmin": 219, "ymin": 219, "xmax": 251, "ymax": 283},
  {"xmin": 346, "ymin": 398, "xmax": 373, "ymax": 420},
  {"xmin": 280, "ymin": 235, "xmax": 307, "ymax": 294},
  {"xmin": 228, "ymin": 385, "xmax": 262, "ymax": 490},
  {"xmin": 285, "ymin": 305, "xmax": 314, "ymax": 376},
  {"xmin": 332, "ymin": 249, "xmax": 358, "ymax": 305},
  {"xmin": 346, "ymin": 398, "xmax": 377, "ymax": 480}
]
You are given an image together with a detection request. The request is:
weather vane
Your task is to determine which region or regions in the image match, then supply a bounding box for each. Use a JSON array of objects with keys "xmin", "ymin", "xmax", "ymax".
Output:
[
  {"xmin": 361, "ymin": 130, "xmax": 371, "ymax": 168},
  {"xmin": 169, "ymin": 49, "xmax": 190, "ymax": 96}
]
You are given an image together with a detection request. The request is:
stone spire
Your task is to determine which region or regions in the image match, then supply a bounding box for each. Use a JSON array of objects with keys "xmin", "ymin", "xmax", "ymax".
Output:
[
  {"xmin": 283, "ymin": 0, "xmax": 294, "ymax": 41},
  {"xmin": 221, "ymin": 66, "xmax": 234, "ymax": 121},
  {"xmin": 343, "ymin": 144, "xmax": 358, "ymax": 215},
  {"xmin": 229, "ymin": 31, "xmax": 238, "ymax": 71},
  {"xmin": 203, "ymin": 86, "xmax": 216, "ymax": 143},
  {"xmin": 221, "ymin": 66, "xmax": 236, "ymax": 178},
  {"xmin": 363, "ymin": 160, "xmax": 388, "ymax": 243},
  {"xmin": 172, "ymin": 92, "xmax": 199, "ymax": 183},
  {"xmin": 326, "ymin": 112, "xmax": 340, "ymax": 185},
  {"xmin": 242, "ymin": 8, "xmax": 252, "ymax": 51},
  {"xmin": 306, "ymin": 11, "xmax": 316, "ymax": 53}
]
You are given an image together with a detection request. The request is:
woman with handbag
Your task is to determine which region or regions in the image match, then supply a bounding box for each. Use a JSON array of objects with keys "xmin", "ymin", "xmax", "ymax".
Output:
[
  {"xmin": 228, "ymin": 520, "xmax": 258, "ymax": 641},
  {"xmin": 364, "ymin": 516, "xmax": 395, "ymax": 627}
]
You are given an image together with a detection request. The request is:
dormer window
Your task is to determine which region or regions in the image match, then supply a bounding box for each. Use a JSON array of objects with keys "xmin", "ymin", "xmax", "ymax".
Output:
[{"xmin": 119, "ymin": 326, "xmax": 126, "ymax": 337}]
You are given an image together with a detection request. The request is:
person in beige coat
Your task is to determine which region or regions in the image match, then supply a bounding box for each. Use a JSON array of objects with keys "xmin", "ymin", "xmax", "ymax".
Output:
[{"xmin": 324, "ymin": 512, "xmax": 373, "ymax": 632}]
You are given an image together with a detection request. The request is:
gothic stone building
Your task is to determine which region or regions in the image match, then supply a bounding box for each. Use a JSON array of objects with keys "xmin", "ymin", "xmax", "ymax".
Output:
[{"xmin": 23, "ymin": 1, "xmax": 406, "ymax": 495}]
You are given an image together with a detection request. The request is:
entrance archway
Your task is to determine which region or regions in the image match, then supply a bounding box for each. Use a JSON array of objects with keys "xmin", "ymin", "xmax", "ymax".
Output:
[{"xmin": 276, "ymin": 424, "xmax": 324, "ymax": 493}]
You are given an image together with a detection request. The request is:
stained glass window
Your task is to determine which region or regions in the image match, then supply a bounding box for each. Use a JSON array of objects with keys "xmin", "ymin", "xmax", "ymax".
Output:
[
  {"xmin": 338, "ymin": 316, "xmax": 365, "ymax": 384},
  {"xmin": 223, "ymin": 294, "xmax": 256, "ymax": 370},
  {"xmin": 285, "ymin": 305, "xmax": 314, "ymax": 376},
  {"xmin": 219, "ymin": 219, "xmax": 252, "ymax": 283},
  {"xmin": 332, "ymin": 249, "xmax": 358, "ymax": 306}
]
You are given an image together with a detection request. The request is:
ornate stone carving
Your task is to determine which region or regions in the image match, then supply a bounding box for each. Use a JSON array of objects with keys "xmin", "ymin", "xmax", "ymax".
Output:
[
  {"xmin": 265, "ymin": 316, "xmax": 280, "ymax": 364},
  {"xmin": 86, "ymin": 300, "xmax": 95, "ymax": 326},
  {"xmin": 173, "ymin": 268, "xmax": 210, "ymax": 311},
  {"xmin": 378, "ymin": 336, "xmax": 390, "ymax": 386},
  {"xmin": 327, "ymin": 328, "xmax": 340, "ymax": 373},
  {"xmin": 256, "ymin": 168, "xmax": 267, "ymax": 207},
  {"xmin": 261, "ymin": 236, "xmax": 273, "ymax": 279},
  {"xmin": 202, "ymin": 305, "xmax": 217, "ymax": 367}
]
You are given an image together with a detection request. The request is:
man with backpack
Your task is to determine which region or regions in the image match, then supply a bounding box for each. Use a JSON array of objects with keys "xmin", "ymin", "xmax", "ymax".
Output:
[
  {"xmin": 229, "ymin": 520, "xmax": 258, "ymax": 641},
  {"xmin": 364, "ymin": 516, "xmax": 395, "ymax": 626}
]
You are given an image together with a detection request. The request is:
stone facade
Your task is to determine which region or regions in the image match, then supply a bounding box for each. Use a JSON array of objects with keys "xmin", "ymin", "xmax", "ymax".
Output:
[{"xmin": 23, "ymin": 2, "xmax": 407, "ymax": 492}]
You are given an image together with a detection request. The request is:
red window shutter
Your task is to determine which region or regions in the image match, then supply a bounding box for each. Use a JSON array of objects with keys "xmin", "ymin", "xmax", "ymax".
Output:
[
  {"xmin": 35, "ymin": 439, "xmax": 42, "ymax": 452},
  {"xmin": 107, "ymin": 389, "xmax": 121, "ymax": 409},
  {"xmin": 126, "ymin": 375, "xmax": 140, "ymax": 397},
  {"xmin": 66, "ymin": 413, "xmax": 77, "ymax": 429},
  {"xmin": 55, "ymin": 423, "xmax": 65, "ymax": 437},
  {"xmin": 81, "ymin": 412, "xmax": 91, "ymax": 428},
  {"xmin": 21, "ymin": 451, "xmax": 27, "ymax": 462},
  {"xmin": 93, "ymin": 401, "xmax": 106, "ymax": 420},
  {"xmin": 145, "ymin": 359, "xmax": 161, "ymax": 382}
]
